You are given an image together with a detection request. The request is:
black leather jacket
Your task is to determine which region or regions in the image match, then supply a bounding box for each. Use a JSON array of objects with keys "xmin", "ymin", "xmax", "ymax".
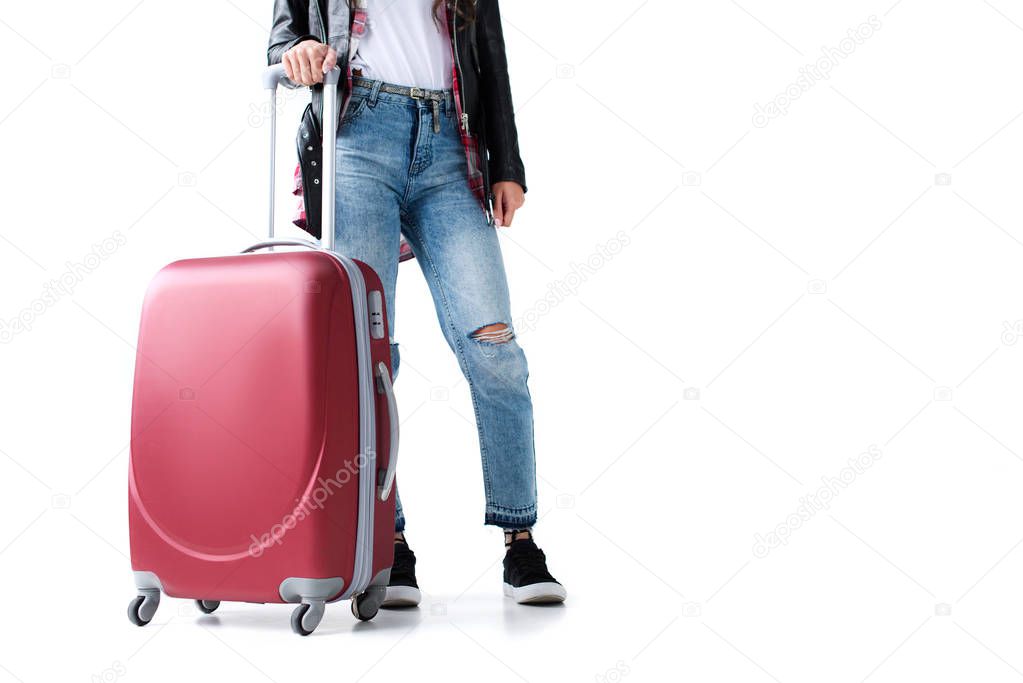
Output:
[{"xmin": 268, "ymin": 0, "xmax": 526, "ymax": 237}]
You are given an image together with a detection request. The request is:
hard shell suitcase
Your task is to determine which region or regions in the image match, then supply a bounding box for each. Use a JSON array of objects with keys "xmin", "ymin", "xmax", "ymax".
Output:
[{"xmin": 127, "ymin": 66, "xmax": 398, "ymax": 635}]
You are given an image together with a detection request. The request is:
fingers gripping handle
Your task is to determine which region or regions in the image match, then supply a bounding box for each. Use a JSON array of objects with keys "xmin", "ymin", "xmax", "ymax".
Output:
[
  {"xmin": 375, "ymin": 362, "xmax": 399, "ymax": 501},
  {"xmin": 262, "ymin": 65, "xmax": 341, "ymax": 250},
  {"xmin": 262, "ymin": 63, "xmax": 342, "ymax": 89}
]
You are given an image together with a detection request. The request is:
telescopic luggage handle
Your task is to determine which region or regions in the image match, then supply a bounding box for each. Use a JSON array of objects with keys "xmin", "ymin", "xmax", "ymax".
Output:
[{"xmin": 262, "ymin": 64, "xmax": 341, "ymax": 252}]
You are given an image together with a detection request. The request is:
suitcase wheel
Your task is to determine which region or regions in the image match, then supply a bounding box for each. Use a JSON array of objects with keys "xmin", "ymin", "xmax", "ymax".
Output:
[
  {"xmin": 290, "ymin": 602, "xmax": 324, "ymax": 636},
  {"xmin": 351, "ymin": 586, "xmax": 385, "ymax": 622},
  {"xmin": 195, "ymin": 600, "xmax": 220, "ymax": 614},
  {"xmin": 127, "ymin": 592, "xmax": 159, "ymax": 627}
]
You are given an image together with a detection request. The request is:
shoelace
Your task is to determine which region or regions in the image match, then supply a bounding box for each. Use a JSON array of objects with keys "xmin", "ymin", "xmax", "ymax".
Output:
[{"xmin": 508, "ymin": 544, "xmax": 551, "ymax": 578}]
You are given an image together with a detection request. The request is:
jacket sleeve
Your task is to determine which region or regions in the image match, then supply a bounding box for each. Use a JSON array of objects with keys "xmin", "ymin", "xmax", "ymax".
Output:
[
  {"xmin": 476, "ymin": 0, "xmax": 527, "ymax": 193},
  {"xmin": 268, "ymin": 0, "xmax": 319, "ymax": 65}
]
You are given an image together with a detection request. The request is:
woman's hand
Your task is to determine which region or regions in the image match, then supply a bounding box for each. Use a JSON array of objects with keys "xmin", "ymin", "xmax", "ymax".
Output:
[
  {"xmin": 491, "ymin": 181, "xmax": 525, "ymax": 227},
  {"xmin": 282, "ymin": 40, "xmax": 338, "ymax": 86}
]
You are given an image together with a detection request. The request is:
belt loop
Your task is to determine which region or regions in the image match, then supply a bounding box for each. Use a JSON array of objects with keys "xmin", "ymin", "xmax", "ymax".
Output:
[{"xmin": 368, "ymin": 79, "xmax": 383, "ymax": 107}]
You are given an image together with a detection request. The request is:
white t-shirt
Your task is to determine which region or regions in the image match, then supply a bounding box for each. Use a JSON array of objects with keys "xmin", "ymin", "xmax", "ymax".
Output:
[{"xmin": 349, "ymin": 0, "xmax": 453, "ymax": 90}]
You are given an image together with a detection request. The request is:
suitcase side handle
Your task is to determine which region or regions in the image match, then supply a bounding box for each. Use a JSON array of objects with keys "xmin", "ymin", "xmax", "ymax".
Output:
[{"xmin": 375, "ymin": 361, "xmax": 399, "ymax": 501}]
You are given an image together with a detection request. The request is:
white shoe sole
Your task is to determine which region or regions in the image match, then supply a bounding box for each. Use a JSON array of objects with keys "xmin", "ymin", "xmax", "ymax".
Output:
[
  {"xmin": 503, "ymin": 581, "xmax": 567, "ymax": 604},
  {"xmin": 381, "ymin": 585, "xmax": 421, "ymax": 608}
]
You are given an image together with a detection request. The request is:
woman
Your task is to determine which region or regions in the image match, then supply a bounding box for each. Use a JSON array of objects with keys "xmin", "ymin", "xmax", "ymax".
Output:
[{"xmin": 268, "ymin": 0, "xmax": 565, "ymax": 605}]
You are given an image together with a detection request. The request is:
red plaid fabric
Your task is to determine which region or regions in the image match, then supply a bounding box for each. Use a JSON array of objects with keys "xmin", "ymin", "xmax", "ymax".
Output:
[
  {"xmin": 443, "ymin": 4, "xmax": 489, "ymax": 219},
  {"xmin": 291, "ymin": 163, "xmax": 305, "ymax": 228}
]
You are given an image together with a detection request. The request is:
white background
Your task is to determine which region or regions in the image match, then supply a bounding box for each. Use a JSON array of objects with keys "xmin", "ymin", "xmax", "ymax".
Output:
[{"xmin": 2, "ymin": 0, "xmax": 1023, "ymax": 681}]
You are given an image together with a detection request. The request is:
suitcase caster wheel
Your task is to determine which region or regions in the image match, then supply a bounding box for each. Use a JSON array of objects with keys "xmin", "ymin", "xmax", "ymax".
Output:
[
  {"xmin": 351, "ymin": 593, "xmax": 379, "ymax": 621},
  {"xmin": 196, "ymin": 600, "xmax": 220, "ymax": 614},
  {"xmin": 127, "ymin": 592, "xmax": 159, "ymax": 627},
  {"xmin": 291, "ymin": 602, "xmax": 324, "ymax": 636},
  {"xmin": 127, "ymin": 596, "xmax": 150, "ymax": 626}
]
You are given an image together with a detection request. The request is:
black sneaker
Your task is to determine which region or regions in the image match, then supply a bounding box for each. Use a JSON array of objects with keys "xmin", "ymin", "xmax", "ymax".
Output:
[
  {"xmin": 382, "ymin": 540, "xmax": 421, "ymax": 608},
  {"xmin": 503, "ymin": 538, "xmax": 567, "ymax": 604}
]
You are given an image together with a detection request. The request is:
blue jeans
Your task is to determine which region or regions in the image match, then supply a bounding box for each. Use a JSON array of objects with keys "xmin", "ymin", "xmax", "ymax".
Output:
[{"xmin": 332, "ymin": 79, "xmax": 537, "ymax": 531}]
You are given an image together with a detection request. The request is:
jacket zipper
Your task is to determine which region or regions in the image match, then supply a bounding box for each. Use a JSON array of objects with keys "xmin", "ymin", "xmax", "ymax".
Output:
[
  {"xmin": 450, "ymin": 1, "xmax": 469, "ymax": 134},
  {"xmin": 448, "ymin": 1, "xmax": 492, "ymax": 224}
]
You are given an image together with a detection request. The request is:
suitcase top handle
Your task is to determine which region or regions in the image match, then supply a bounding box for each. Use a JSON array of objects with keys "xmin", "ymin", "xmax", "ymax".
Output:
[
  {"xmin": 241, "ymin": 238, "xmax": 321, "ymax": 254},
  {"xmin": 262, "ymin": 65, "xmax": 342, "ymax": 252}
]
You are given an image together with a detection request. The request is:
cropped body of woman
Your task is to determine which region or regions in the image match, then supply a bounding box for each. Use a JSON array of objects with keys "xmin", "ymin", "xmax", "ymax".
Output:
[{"xmin": 269, "ymin": 0, "xmax": 565, "ymax": 605}]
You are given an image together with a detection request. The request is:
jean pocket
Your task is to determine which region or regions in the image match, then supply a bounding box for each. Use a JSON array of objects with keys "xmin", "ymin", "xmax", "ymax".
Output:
[{"xmin": 341, "ymin": 94, "xmax": 369, "ymax": 125}]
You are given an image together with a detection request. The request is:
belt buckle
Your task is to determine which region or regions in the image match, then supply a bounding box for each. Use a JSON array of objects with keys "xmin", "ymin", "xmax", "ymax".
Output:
[{"xmin": 408, "ymin": 87, "xmax": 423, "ymax": 100}]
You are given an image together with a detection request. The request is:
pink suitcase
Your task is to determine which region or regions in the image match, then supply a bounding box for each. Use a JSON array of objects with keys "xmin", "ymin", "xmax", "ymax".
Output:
[{"xmin": 127, "ymin": 66, "xmax": 398, "ymax": 635}]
